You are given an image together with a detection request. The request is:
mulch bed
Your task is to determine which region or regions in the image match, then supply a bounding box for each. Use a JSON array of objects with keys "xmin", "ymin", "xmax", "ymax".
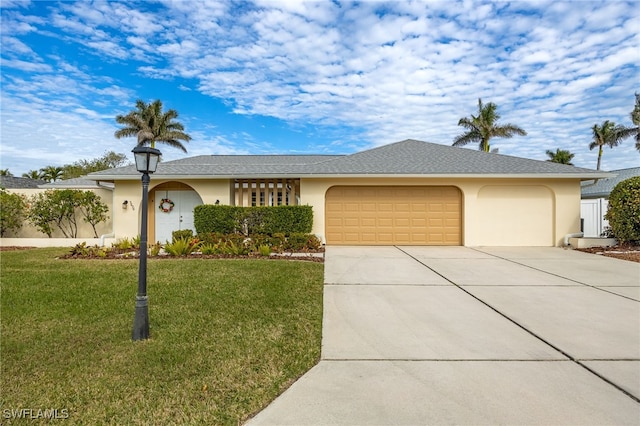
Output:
[{"xmin": 575, "ymin": 244, "xmax": 640, "ymax": 263}]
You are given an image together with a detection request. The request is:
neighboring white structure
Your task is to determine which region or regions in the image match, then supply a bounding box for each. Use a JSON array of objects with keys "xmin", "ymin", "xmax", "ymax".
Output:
[{"xmin": 580, "ymin": 167, "xmax": 640, "ymax": 237}]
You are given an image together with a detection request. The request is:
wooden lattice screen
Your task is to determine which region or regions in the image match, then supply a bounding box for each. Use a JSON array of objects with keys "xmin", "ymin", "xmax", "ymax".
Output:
[{"xmin": 234, "ymin": 179, "xmax": 300, "ymax": 206}]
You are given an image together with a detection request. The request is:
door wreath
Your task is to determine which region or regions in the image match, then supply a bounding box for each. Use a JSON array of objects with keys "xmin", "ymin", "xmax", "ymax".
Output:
[{"xmin": 159, "ymin": 198, "xmax": 175, "ymax": 213}]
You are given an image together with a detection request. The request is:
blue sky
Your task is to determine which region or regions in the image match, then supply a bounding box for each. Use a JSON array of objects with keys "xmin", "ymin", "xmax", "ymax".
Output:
[{"xmin": 1, "ymin": 0, "xmax": 638, "ymax": 175}]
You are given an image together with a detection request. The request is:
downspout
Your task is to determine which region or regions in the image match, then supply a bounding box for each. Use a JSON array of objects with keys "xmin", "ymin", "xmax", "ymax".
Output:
[{"xmin": 100, "ymin": 232, "xmax": 115, "ymax": 247}]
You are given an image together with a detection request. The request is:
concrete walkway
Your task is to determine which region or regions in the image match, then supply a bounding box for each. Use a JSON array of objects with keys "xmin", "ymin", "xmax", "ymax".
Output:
[{"xmin": 248, "ymin": 246, "xmax": 640, "ymax": 425}]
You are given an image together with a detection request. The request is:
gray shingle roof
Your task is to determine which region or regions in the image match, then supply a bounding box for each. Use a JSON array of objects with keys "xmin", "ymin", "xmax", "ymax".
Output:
[
  {"xmin": 581, "ymin": 167, "xmax": 640, "ymax": 198},
  {"xmin": 88, "ymin": 139, "xmax": 610, "ymax": 180},
  {"xmin": 0, "ymin": 176, "xmax": 46, "ymax": 188},
  {"xmin": 302, "ymin": 139, "xmax": 603, "ymax": 175},
  {"xmin": 40, "ymin": 177, "xmax": 115, "ymax": 189}
]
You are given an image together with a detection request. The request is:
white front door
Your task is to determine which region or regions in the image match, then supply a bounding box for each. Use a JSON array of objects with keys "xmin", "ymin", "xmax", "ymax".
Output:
[{"xmin": 155, "ymin": 190, "xmax": 203, "ymax": 243}]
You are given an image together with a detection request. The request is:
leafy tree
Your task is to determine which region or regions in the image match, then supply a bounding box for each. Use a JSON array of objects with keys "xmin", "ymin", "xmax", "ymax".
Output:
[
  {"xmin": 589, "ymin": 120, "xmax": 629, "ymax": 170},
  {"xmin": 22, "ymin": 170, "xmax": 43, "ymax": 180},
  {"xmin": 0, "ymin": 169, "xmax": 13, "ymax": 176},
  {"xmin": 115, "ymin": 99, "xmax": 191, "ymax": 153},
  {"xmin": 28, "ymin": 189, "xmax": 109, "ymax": 238},
  {"xmin": 77, "ymin": 191, "xmax": 110, "ymax": 237},
  {"xmin": 453, "ymin": 98, "xmax": 527, "ymax": 152},
  {"xmin": 63, "ymin": 151, "xmax": 129, "ymax": 179},
  {"xmin": 604, "ymin": 176, "xmax": 640, "ymax": 244},
  {"xmin": 27, "ymin": 191, "xmax": 57, "ymax": 237},
  {"xmin": 545, "ymin": 148, "xmax": 575, "ymax": 165},
  {"xmin": 40, "ymin": 166, "xmax": 64, "ymax": 182},
  {"xmin": 0, "ymin": 188, "xmax": 26, "ymax": 236}
]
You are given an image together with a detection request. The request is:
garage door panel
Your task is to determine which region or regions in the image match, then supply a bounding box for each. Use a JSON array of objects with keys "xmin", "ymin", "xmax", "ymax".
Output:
[{"xmin": 325, "ymin": 186, "xmax": 461, "ymax": 246}]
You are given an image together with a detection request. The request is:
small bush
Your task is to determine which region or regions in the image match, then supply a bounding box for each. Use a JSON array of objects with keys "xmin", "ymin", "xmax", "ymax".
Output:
[
  {"xmin": 172, "ymin": 229, "xmax": 194, "ymax": 242},
  {"xmin": 284, "ymin": 233, "xmax": 322, "ymax": 252},
  {"xmin": 149, "ymin": 242, "xmax": 163, "ymax": 257},
  {"xmin": 200, "ymin": 243, "xmax": 218, "ymax": 255},
  {"xmin": 113, "ymin": 238, "xmax": 133, "ymax": 251},
  {"xmin": 258, "ymin": 244, "xmax": 271, "ymax": 256},
  {"xmin": 164, "ymin": 237, "xmax": 201, "ymax": 256},
  {"xmin": 70, "ymin": 242, "xmax": 89, "ymax": 257},
  {"xmin": 604, "ymin": 176, "xmax": 640, "ymax": 244}
]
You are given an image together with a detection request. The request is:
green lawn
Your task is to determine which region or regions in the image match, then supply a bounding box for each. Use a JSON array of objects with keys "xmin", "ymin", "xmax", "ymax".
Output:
[{"xmin": 1, "ymin": 248, "xmax": 324, "ymax": 424}]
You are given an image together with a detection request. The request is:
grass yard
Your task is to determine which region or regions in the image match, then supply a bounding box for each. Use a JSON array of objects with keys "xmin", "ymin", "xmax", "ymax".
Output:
[{"xmin": 1, "ymin": 248, "xmax": 324, "ymax": 425}]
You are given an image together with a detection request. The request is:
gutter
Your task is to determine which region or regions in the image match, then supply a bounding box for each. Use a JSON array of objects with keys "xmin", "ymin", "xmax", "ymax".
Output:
[{"xmin": 86, "ymin": 172, "xmax": 617, "ymax": 181}]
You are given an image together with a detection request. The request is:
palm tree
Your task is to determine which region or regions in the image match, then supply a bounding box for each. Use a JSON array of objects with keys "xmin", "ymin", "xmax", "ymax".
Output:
[
  {"xmin": 628, "ymin": 93, "xmax": 640, "ymax": 152},
  {"xmin": 453, "ymin": 98, "xmax": 527, "ymax": 152},
  {"xmin": 40, "ymin": 166, "xmax": 64, "ymax": 182},
  {"xmin": 0, "ymin": 169, "xmax": 12, "ymax": 176},
  {"xmin": 589, "ymin": 120, "xmax": 629, "ymax": 170},
  {"xmin": 114, "ymin": 99, "xmax": 191, "ymax": 153},
  {"xmin": 545, "ymin": 148, "xmax": 575, "ymax": 165},
  {"xmin": 22, "ymin": 170, "xmax": 43, "ymax": 180}
]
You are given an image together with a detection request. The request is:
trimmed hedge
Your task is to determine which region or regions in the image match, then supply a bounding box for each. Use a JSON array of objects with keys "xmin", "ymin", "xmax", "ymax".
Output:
[
  {"xmin": 194, "ymin": 205, "xmax": 313, "ymax": 236},
  {"xmin": 604, "ymin": 176, "xmax": 640, "ymax": 244}
]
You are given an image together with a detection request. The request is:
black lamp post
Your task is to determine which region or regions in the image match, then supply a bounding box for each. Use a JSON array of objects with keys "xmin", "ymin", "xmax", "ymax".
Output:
[{"xmin": 131, "ymin": 146, "xmax": 161, "ymax": 341}]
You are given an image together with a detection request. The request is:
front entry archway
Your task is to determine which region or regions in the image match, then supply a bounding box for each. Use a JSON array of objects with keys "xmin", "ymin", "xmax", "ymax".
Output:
[{"xmin": 149, "ymin": 183, "xmax": 203, "ymax": 243}]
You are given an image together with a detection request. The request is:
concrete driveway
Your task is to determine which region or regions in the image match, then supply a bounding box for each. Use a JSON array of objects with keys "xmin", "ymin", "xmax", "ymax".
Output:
[{"xmin": 248, "ymin": 246, "xmax": 640, "ymax": 425}]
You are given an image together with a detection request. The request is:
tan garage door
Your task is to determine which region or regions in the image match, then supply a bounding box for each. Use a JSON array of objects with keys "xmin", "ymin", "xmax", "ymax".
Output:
[{"xmin": 325, "ymin": 186, "xmax": 462, "ymax": 245}]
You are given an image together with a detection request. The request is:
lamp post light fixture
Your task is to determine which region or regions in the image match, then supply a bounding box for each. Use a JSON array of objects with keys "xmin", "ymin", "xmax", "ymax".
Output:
[{"xmin": 131, "ymin": 146, "xmax": 161, "ymax": 341}]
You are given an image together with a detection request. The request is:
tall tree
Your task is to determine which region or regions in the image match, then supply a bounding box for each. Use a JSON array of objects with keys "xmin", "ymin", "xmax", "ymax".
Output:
[
  {"xmin": 452, "ymin": 98, "xmax": 527, "ymax": 152},
  {"xmin": 40, "ymin": 166, "xmax": 64, "ymax": 182},
  {"xmin": 63, "ymin": 151, "xmax": 129, "ymax": 179},
  {"xmin": 22, "ymin": 170, "xmax": 43, "ymax": 180},
  {"xmin": 545, "ymin": 148, "xmax": 575, "ymax": 165},
  {"xmin": 0, "ymin": 169, "xmax": 13, "ymax": 176},
  {"xmin": 114, "ymin": 99, "xmax": 191, "ymax": 153},
  {"xmin": 629, "ymin": 93, "xmax": 640, "ymax": 152},
  {"xmin": 589, "ymin": 120, "xmax": 629, "ymax": 170}
]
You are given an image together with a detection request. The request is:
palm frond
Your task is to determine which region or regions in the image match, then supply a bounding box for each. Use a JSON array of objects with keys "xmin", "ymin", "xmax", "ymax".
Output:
[
  {"xmin": 114, "ymin": 99, "xmax": 191, "ymax": 153},
  {"xmin": 452, "ymin": 98, "xmax": 526, "ymax": 151},
  {"xmin": 452, "ymin": 131, "xmax": 481, "ymax": 147}
]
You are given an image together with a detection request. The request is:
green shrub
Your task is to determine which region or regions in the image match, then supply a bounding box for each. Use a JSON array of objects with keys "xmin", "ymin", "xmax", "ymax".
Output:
[
  {"xmin": 164, "ymin": 237, "xmax": 201, "ymax": 256},
  {"xmin": 194, "ymin": 205, "xmax": 241, "ymax": 234},
  {"xmin": 604, "ymin": 176, "xmax": 640, "ymax": 244},
  {"xmin": 200, "ymin": 243, "xmax": 218, "ymax": 255},
  {"xmin": 194, "ymin": 205, "xmax": 313, "ymax": 236},
  {"xmin": 172, "ymin": 229, "xmax": 193, "ymax": 242},
  {"xmin": 113, "ymin": 238, "xmax": 133, "ymax": 251},
  {"xmin": 0, "ymin": 188, "xmax": 27, "ymax": 237},
  {"xmin": 258, "ymin": 244, "xmax": 271, "ymax": 256},
  {"xmin": 223, "ymin": 240, "xmax": 250, "ymax": 256},
  {"xmin": 149, "ymin": 242, "xmax": 163, "ymax": 257},
  {"xmin": 261, "ymin": 205, "xmax": 313, "ymax": 235},
  {"xmin": 284, "ymin": 233, "xmax": 322, "ymax": 252}
]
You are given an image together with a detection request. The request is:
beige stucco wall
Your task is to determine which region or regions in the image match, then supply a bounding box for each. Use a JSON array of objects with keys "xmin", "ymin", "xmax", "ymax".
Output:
[
  {"xmin": 106, "ymin": 176, "xmax": 581, "ymax": 247},
  {"xmin": 300, "ymin": 177, "xmax": 581, "ymax": 247},
  {"xmin": 2, "ymin": 187, "xmax": 114, "ymax": 239}
]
